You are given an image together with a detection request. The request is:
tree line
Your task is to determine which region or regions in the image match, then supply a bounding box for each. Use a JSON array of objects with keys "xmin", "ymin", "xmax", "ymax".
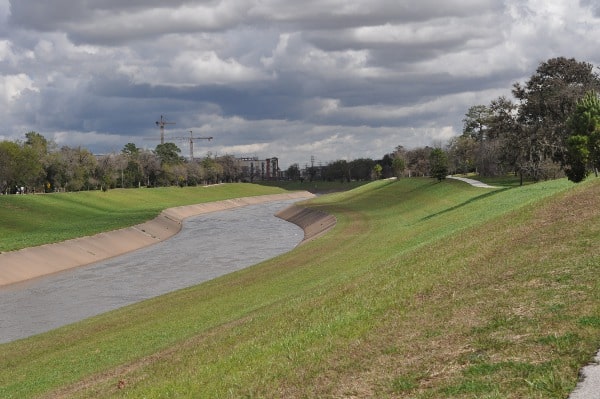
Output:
[
  {"xmin": 0, "ymin": 135, "xmax": 242, "ymax": 194},
  {"xmin": 3, "ymin": 57, "xmax": 598, "ymax": 193},
  {"xmin": 446, "ymin": 57, "xmax": 600, "ymax": 184},
  {"xmin": 285, "ymin": 148, "xmax": 447, "ymax": 183},
  {"xmin": 287, "ymin": 57, "xmax": 600, "ymax": 185}
]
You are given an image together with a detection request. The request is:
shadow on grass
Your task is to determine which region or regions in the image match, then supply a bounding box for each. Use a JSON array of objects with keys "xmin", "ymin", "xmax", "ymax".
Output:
[{"xmin": 420, "ymin": 187, "xmax": 511, "ymax": 222}]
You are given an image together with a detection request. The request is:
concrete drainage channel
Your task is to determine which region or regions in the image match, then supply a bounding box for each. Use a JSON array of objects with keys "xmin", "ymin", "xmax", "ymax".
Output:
[
  {"xmin": 0, "ymin": 194, "xmax": 336, "ymax": 344},
  {"xmin": 0, "ymin": 192, "xmax": 315, "ymax": 287}
]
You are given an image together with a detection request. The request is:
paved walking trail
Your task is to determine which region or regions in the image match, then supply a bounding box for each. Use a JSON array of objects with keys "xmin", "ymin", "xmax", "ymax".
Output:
[
  {"xmin": 449, "ymin": 175, "xmax": 599, "ymax": 399},
  {"xmin": 446, "ymin": 175, "xmax": 499, "ymax": 188}
]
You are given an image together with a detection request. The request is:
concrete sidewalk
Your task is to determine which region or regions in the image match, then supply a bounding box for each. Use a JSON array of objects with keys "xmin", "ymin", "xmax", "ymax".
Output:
[
  {"xmin": 570, "ymin": 351, "xmax": 600, "ymax": 398},
  {"xmin": 446, "ymin": 175, "xmax": 499, "ymax": 188}
]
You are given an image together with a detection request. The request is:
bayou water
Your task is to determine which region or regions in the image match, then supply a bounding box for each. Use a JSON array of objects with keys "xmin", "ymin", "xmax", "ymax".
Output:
[{"xmin": 0, "ymin": 199, "xmax": 304, "ymax": 344}]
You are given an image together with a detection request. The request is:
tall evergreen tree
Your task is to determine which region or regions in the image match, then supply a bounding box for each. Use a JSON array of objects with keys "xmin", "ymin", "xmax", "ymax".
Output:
[
  {"xmin": 429, "ymin": 148, "xmax": 448, "ymax": 182},
  {"xmin": 565, "ymin": 91, "xmax": 600, "ymax": 182}
]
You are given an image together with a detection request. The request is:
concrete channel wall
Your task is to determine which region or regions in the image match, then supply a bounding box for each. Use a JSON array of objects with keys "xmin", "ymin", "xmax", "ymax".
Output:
[
  {"xmin": 275, "ymin": 205, "xmax": 337, "ymax": 244},
  {"xmin": 0, "ymin": 191, "xmax": 336, "ymax": 287}
]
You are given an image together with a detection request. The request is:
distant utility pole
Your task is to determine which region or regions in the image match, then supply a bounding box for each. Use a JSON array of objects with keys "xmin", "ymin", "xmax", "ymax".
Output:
[
  {"xmin": 155, "ymin": 115, "xmax": 176, "ymax": 145},
  {"xmin": 172, "ymin": 131, "xmax": 213, "ymax": 161}
]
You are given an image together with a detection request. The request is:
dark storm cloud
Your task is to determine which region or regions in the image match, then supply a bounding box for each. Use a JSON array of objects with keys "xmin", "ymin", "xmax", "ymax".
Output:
[
  {"xmin": 8, "ymin": 0, "xmax": 501, "ymax": 45},
  {"xmin": 1, "ymin": 0, "xmax": 600, "ymax": 167},
  {"xmin": 580, "ymin": 0, "xmax": 600, "ymax": 17},
  {"xmin": 9, "ymin": 0, "xmax": 268, "ymax": 46}
]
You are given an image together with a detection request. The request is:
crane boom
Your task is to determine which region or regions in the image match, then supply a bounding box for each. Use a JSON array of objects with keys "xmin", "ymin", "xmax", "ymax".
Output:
[
  {"xmin": 172, "ymin": 131, "xmax": 213, "ymax": 161},
  {"xmin": 155, "ymin": 115, "xmax": 176, "ymax": 144}
]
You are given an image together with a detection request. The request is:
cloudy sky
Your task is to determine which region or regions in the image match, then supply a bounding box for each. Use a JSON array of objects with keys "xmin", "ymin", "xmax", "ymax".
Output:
[{"xmin": 0, "ymin": 1, "xmax": 599, "ymax": 168}]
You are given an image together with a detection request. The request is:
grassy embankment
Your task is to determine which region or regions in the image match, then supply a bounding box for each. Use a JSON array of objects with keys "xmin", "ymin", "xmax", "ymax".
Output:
[{"xmin": 2, "ymin": 177, "xmax": 600, "ymax": 398}]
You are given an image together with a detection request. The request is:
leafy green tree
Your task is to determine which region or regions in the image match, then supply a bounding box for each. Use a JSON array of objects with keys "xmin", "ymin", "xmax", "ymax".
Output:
[
  {"xmin": 18, "ymin": 145, "xmax": 45, "ymax": 191},
  {"xmin": 372, "ymin": 164, "xmax": 383, "ymax": 180},
  {"xmin": 0, "ymin": 141, "xmax": 22, "ymax": 193},
  {"xmin": 59, "ymin": 146, "xmax": 97, "ymax": 191},
  {"xmin": 120, "ymin": 143, "xmax": 143, "ymax": 187},
  {"xmin": 379, "ymin": 153, "xmax": 395, "ymax": 178},
  {"xmin": 122, "ymin": 142, "xmax": 140, "ymax": 158},
  {"xmin": 24, "ymin": 132, "xmax": 52, "ymax": 190},
  {"xmin": 512, "ymin": 57, "xmax": 600, "ymax": 169},
  {"xmin": 461, "ymin": 98, "xmax": 517, "ymax": 177},
  {"xmin": 44, "ymin": 151, "xmax": 68, "ymax": 191},
  {"xmin": 463, "ymin": 105, "xmax": 491, "ymax": 141},
  {"xmin": 564, "ymin": 135, "xmax": 590, "ymax": 183},
  {"xmin": 286, "ymin": 163, "xmax": 301, "ymax": 181},
  {"xmin": 487, "ymin": 97, "xmax": 518, "ymax": 140},
  {"xmin": 200, "ymin": 155, "xmax": 223, "ymax": 184},
  {"xmin": 429, "ymin": 148, "xmax": 448, "ymax": 182},
  {"xmin": 324, "ymin": 160, "xmax": 350, "ymax": 182},
  {"xmin": 447, "ymin": 135, "xmax": 476, "ymax": 174},
  {"xmin": 25, "ymin": 132, "xmax": 49, "ymax": 157},
  {"xmin": 391, "ymin": 157, "xmax": 405, "ymax": 178},
  {"xmin": 349, "ymin": 158, "xmax": 375, "ymax": 180},
  {"xmin": 154, "ymin": 143, "xmax": 183, "ymax": 165},
  {"xmin": 123, "ymin": 159, "xmax": 144, "ymax": 187},
  {"xmin": 565, "ymin": 91, "xmax": 600, "ymax": 182},
  {"xmin": 0, "ymin": 140, "xmax": 45, "ymax": 193},
  {"xmin": 483, "ymin": 96, "xmax": 520, "ymax": 178}
]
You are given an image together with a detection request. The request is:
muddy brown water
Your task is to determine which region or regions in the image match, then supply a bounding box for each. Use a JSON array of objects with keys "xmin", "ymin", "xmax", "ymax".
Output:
[{"xmin": 0, "ymin": 199, "xmax": 304, "ymax": 344}]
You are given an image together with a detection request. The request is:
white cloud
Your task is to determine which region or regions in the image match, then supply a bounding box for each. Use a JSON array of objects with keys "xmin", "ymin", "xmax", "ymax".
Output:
[
  {"xmin": 0, "ymin": 73, "xmax": 37, "ymax": 103},
  {"xmin": 171, "ymin": 51, "xmax": 267, "ymax": 86},
  {"xmin": 216, "ymin": 143, "xmax": 270, "ymax": 156},
  {"xmin": 52, "ymin": 130, "xmax": 125, "ymax": 152}
]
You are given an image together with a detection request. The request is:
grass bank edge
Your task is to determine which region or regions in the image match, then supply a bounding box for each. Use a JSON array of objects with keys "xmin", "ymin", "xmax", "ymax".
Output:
[
  {"xmin": 0, "ymin": 183, "xmax": 296, "ymax": 252},
  {"xmin": 2, "ymin": 177, "xmax": 598, "ymax": 398}
]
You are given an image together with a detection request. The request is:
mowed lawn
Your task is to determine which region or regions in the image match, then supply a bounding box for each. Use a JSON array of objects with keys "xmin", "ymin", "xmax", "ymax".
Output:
[{"xmin": 1, "ymin": 177, "xmax": 600, "ymax": 398}]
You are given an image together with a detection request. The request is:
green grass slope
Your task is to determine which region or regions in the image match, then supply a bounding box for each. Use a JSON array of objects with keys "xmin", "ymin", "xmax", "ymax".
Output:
[
  {"xmin": 0, "ymin": 184, "xmax": 289, "ymax": 252},
  {"xmin": 1, "ymin": 177, "xmax": 599, "ymax": 398}
]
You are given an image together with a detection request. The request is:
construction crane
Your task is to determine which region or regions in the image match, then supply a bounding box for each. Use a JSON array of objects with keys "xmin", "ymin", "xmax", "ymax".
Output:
[
  {"xmin": 172, "ymin": 131, "xmax": 213, "ymax": 161},
  {"xmin": 155, "ymin": 115, "xmax": 176, "ymax": 144}
]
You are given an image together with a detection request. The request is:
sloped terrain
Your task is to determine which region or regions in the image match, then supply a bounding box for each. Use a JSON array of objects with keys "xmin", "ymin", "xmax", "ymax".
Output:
[{"xmin": 1, "ymin": 178, "xmax": 599, "ymax": 398}]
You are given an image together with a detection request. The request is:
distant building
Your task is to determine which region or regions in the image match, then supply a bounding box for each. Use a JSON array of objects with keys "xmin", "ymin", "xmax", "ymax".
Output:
[{"xmin": 238, "ymin": 157, "xmax": 280, "ymax": 181}]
